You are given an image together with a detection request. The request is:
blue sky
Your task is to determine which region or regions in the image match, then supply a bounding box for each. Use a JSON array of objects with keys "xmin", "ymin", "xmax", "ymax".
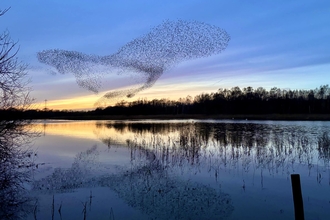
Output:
[{"xmin": 1, "ymin": 0, "xmax": 330, "ymax": 110}]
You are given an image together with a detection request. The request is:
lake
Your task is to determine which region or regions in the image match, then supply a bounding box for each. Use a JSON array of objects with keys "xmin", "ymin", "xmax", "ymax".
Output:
[{"xmin": 8, "ymin": 120, "xmax": 330, "ymax": 219}]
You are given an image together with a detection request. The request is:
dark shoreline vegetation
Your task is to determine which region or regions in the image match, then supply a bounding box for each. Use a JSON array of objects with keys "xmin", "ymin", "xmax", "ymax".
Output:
[{"xmin": 2, "ymin": 85, "xmax": 330, "ymax": 121}]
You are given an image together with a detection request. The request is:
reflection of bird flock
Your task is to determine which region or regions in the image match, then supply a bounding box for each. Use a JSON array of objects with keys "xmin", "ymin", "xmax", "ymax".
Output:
[
  {"xmin": 100, "ymin": 165, "xmax": 233, "ymax": 220},
  {"xmin": 37, "ymin": 20, "xmax": 230, "ymax": 105},
  {"xmin": 32, "ymin": 145, "xmax": 234, "ymax": 220}
]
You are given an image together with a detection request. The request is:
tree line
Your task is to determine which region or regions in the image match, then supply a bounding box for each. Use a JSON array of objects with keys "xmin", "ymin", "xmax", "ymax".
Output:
[
  {"xmin": 93, "ymin": 85, "xmax": 330, "ymax": 115},
  {"xmin": 3, "ymin": 84, "xmax": 330, "ymax": 119}
]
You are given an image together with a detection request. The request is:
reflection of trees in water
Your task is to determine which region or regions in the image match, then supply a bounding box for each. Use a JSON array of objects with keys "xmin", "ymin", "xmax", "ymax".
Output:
[
  {"xmin": 98, "ymin": 121, "xmax": 180, "ymax": 135},
  {"xmin": 318, "ymin": 132, "xmax": 330, "ymax": 165},
  {"xmin": 0, "ymin": 121, "xmax": 37, "ymax": 219},
  {"xmin": 317, "ymin": 132, "xmax": 330, "ymax": 184},
  {"xmin": 97, "ymin": 121, "xmax": 330, "ymax": 184},
  {"xmin": 96, "ymin": 121, "xmax": 195, "ymax": 149}
]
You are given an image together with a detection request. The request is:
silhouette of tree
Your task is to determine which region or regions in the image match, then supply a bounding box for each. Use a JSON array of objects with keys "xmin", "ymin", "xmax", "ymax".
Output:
[
  {"xmin": 0, "ymin": 8, "xmax": 32, "ymax": 111},
  {"xmin": 0, "ymin": 8, "xmax": 36, "ymax": 219}
]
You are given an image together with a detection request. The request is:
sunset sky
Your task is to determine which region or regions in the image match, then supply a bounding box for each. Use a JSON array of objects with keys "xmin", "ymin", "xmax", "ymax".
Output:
[{"xmin": 1, "ymin": 0, "xmax": 329, "ymax": 110}]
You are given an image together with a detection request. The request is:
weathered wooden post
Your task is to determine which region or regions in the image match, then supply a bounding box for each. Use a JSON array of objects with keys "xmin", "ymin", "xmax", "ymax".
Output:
[{"xmin": 291, "ymin": 174, "xmax": 305, "ymax": 220}]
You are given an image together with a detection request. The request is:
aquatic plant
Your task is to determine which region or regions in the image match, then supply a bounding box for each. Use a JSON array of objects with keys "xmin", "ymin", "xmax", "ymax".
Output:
[{"xmin": 95, "ymin": 121, "xmax": 329, "ymax": 185}]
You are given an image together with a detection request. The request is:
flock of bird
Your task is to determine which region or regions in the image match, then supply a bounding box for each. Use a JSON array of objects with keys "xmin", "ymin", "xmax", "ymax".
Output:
[{"xmin": 37, "ymin": 20, "xmax": 230, "ymax": 105}]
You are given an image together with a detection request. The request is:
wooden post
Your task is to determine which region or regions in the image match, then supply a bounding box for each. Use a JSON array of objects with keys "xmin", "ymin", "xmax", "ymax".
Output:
[{"xmin": 291, "ymin": 174, "xmax": 305, "ymax": 220}]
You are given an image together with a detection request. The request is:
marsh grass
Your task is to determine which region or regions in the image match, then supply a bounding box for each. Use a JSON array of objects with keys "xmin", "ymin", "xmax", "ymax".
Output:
[
  {"xmin": 51, "ymin": 195, "xmax": 54, "ymax": 220},
  {"xmin": 114, "ymin": 121, "xmax": 330, "ymax": 187},
  {"xmin": 109, "ymin": 207, "xmax": 115, "ymax": 220},
  {"xmin": 318, "ymin": 132, "xmax": 330, "ymax": 184},
  {"xmin": 33, "ymin": 200, "xmax": 38, "ymax": 220},
  {"xmin": 58, "ymin": 201, "xmax": 62, "ymax": 220},
  {"xmin": 82, "ymin": 201, "xmax": 87, "ymax": 220}
]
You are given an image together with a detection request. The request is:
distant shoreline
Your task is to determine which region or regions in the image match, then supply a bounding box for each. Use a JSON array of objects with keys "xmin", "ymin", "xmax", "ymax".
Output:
[{"xmin": 43, "ymin": 114, "xmax": 330, "ymax": 121}]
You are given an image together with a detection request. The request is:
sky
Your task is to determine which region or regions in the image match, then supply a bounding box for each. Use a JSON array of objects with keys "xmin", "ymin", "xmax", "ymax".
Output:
[{"xmin": 1, "ymin": 0, "xmax": 330, "ymax": 110}]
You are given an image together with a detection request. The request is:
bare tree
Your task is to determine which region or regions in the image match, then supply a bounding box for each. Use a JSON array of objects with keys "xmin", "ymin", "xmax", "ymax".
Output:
[
  {"xmin": 0, "ymin": 8, "xmax": 32, "ymax": 110},
  {"xmin": 0, "ymin": 8, "xmax": 37, "ymax": 219}
]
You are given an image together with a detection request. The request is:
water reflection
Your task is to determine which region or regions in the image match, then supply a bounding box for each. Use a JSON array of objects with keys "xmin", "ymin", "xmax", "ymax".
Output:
[
  {"xmin": 100, "ymin": 157, "xmax": 233, "ymax": 220},
  {"xmin": 95, "ymin": 121, "xmax": 329, "ymax": 186},
  {"xmin": 28, "ymin": 120, "xmax": 330, "ymax": 219},
  {"xmin": 32, "ymin": 145, "xmax": 99, "ymax": 192},
  {"xmin": 111, "ymin": 128, "xmax": 233, "ymax": 219},
  {"xmin": 30, "ymin": 143, "xmax": 233, "ymax": 219},
  {"xmin": 0, "ymin": 120, "xmax": 37, "ymax": 219}
]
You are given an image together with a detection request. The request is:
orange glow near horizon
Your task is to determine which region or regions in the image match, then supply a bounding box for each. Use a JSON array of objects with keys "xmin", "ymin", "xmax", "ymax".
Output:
[
  {"xmin": 33, "ymin": 95, "xmax": 101, "ymax": 111},
  {"xmin": 32, "ymin": 81, "xmax": 220, "ymax": 111}
]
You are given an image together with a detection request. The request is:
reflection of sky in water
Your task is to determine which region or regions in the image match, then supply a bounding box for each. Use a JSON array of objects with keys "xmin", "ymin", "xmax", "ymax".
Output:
[
  {"xmin": 33, "ymin": 134, "xmax": 132, "ymax": 177},
  {"xmin": 26, "ymin": 120, "xmax": 330, "ymax": 220}
]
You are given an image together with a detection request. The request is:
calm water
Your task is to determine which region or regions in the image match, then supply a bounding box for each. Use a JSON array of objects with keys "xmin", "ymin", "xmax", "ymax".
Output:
[{"xmin": 15, "ymin": 120, "xmax": 330, "ymax": 219}]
